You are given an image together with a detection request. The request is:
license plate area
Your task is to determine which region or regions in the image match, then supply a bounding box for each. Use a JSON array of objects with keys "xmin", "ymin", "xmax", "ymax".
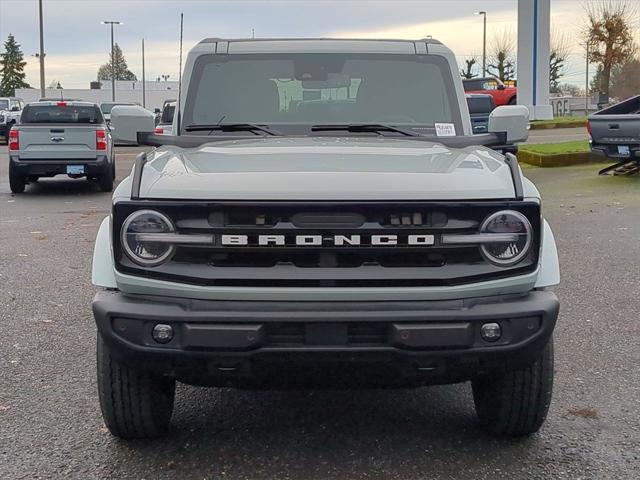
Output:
[
  {"xmin": 66, "ymin": 165, "xmax": 85, "ymax": 174},
  {"xmin": 617, "ymin": 145, "xmax": 630, "ymax": 157}
]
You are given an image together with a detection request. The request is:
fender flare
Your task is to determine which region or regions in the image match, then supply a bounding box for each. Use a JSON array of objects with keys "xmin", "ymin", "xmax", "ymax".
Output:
[
  {"xmin": 92, "ymin": 216, "xmax": 117, "ymax": 288},
  {"xmin": 535, "ymin": 219, "xmax": 560, "ymax": 288}
]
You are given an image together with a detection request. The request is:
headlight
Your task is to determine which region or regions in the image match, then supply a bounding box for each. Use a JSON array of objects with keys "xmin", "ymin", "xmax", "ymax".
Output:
[
  {"xmin": 121, "ymin": 209, "xmax": 175, "ymax": 266},
  {"xmin": 480, "ymin": 210, "xmax": 532, "ymax": 266}
]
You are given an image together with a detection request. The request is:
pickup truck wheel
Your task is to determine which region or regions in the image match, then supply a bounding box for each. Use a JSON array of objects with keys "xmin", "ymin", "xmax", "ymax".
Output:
[
  {"xmin": 472, "ymin": 337, "xmax": 553, "ymax": 436},
  {"xmin": 508, "ymin": 96, "xmax": 517, "ymax": 105},
  {"xmin": 98, "ymin": 169, "xmax": 114, "ymax": 192},
  {"xmin": 97, "ymin": 334, "xmax": 175, "ymax": 439},
  {"xmin": 9, "ymin": 168, "xmax": 26, "ymax": 193}
]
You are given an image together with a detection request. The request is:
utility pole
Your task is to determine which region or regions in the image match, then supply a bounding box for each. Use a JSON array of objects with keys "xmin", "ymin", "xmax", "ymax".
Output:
[
  {"xmin": 142, "ymin": 38, "xmax": 146, "ymax": 108},
  {"xmin": 585, "ymin": 42, "xmax": 590, "ymax": 114},
  {"xmin": 38, "ymin": 0, "xmax": 45, "ymax": 98},
  {"xmin": 101, "ymin": 21, "xmax": 122, "ymax": 101},
  {"xmin": 476, "ymin": 11, "xmax": 487, "ymax": 77}
]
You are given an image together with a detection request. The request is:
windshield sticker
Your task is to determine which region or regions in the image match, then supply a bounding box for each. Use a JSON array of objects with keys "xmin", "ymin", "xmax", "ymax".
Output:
[{"xmin": 435, "ymin": 123, "xmax": 456, "ymax": 137}]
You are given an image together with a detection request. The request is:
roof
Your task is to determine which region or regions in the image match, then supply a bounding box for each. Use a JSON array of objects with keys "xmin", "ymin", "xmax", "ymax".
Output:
[
  {"xmin": 28, "ymin": 101, "xmax": 98, "ymax": 107},
  {"xmin": 195, "ymin": 37, "xmax": 444, "ymax": 54}
]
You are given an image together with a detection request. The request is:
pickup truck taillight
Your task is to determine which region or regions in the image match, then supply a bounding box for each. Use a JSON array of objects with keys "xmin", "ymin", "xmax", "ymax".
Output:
[
  {"xmin": 8, "ymin": 129, "xmax": 19, "ymax": 150},
  {"xmin": 96, "ymin": 129, "xmax": 107, "ymax": 150},
  {"xmin": 154, "ymin": 126, "xmax": 164, "ymax": 135},
  {"xmin": 586, "ymin": 121, "xmax": 592, "ymax": 139}
]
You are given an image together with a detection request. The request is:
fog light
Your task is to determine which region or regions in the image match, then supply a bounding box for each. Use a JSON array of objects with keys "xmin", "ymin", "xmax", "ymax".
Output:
[
  {"xmin": 480, "ymin": 322, "xmax": 502, "ymax": 342},
  {"xmin": 152, "ymin": 324, "xmax": 174, "ymax": 344}
]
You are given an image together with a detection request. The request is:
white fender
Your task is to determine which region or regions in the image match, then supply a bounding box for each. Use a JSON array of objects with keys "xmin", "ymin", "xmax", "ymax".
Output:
[
  {"xmin": 92, "ymin": 216, "xmax": 117, "ymax": 288},
  {"xmin": 535, "ymin": 219, "xmax": 560, "ymax": 288}
]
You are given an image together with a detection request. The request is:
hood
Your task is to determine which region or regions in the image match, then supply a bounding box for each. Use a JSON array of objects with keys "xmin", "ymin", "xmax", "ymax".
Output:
[{"xmin": 138, "ymin": 137, "xmax": 516, "ymax": 200}]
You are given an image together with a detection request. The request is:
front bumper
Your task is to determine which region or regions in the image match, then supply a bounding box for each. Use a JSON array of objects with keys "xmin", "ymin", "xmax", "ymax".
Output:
[
  {"xmin": 93, "ymin": 289, "xmax": 559, "ymax": 387},
  {"xmin": 10, "ymin": 155, "xmax": 109, "ymax": 177}
]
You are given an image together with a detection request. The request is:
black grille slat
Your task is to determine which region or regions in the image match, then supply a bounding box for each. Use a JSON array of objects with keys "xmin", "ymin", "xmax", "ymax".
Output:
[{"xmin": 113, "ymin": 201, "xmax": 541, "ymax": 287}]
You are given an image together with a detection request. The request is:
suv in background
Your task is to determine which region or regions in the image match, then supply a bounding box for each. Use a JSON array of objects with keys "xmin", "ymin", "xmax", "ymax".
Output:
[
  {"xmin": 99, "ymin": 102, "xmax": 138, "ymax": 124},
  {"xmin": 463, "ymin": 77, "xmax": 517, "ymax": 106},
  {"xmin": 0, "ymin": 97, "xmax": 25, "ymax": 142},
  {"xmin": 466, "ymin": 94, "xmax": 496, "ymax": 134},
  {"xmin": 154, "ymin": 100, "xmax": 175, "ymax": 135},
  {"xmin": 8, "ymin": 101, "xmax": 114, "ymax": 193}
]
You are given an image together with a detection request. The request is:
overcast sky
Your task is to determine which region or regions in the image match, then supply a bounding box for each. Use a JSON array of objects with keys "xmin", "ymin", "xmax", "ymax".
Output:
[{"xmin": 1, "ymin": 0, "xmax": 638, "ymax": 89}]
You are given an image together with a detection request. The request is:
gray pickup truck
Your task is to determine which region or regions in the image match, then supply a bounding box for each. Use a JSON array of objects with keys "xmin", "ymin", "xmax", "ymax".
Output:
[
  {"xmin": 588, "ymin": 95, "xmax": 640, "ymax": 175},
  {"xmin": 8, "ymin": 101, "xmax": 115, "ymax": 193}
]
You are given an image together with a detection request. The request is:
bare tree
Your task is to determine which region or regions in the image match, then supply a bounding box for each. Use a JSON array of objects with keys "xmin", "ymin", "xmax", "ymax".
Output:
[
  {"xmin": 460, "ymin": 56, "xmax": 478, "ymax": 79},
  {"xmin": 487, "ymin": 30, "xmax": 516, "ymax": 81},
  {"xmin": 582, "ymin": 0, "xmax": 638, "ymax": 95},
  {"xmin": 550, "ymin": 28, "xmax": 571, "ymax": 93}
]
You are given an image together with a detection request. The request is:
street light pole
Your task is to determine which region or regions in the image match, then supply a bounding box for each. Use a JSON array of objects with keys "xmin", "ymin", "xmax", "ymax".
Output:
[
  {"xmin": 142, "ymin": 38, "xmax": 146, "ymax": 108},
  {"xmin": 101, "ymin": 21, "xmax": 122, "ymax": 101},
  {"xmin": 38, "ymin": 0, "xmax": 45, "ymax": 98},
  {"xmin": 476, "ymin": 11, "xmax": 487, "ymax": 77}
]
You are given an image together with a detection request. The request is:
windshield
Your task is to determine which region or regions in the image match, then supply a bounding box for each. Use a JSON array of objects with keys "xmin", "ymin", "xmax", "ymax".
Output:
[
  {"xmin": 183, "ymin": 53, "xmax": 461, "ymax": 134},
  {"xmin": 21, "ymin": 104, "xmax": 104, "ymax": 124},
  {"xmin": 0, "ymin": 100, "xmax": 9, "ymax": 110},
  {"xmin": 100, "ymin": 102, "xmax": 133, "ymax": 114}
]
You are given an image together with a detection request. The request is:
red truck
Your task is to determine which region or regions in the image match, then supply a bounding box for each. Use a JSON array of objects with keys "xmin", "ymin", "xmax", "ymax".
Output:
[{"xmin": 463, "ymin": 77, "xmax": 517, "ymax": 106}]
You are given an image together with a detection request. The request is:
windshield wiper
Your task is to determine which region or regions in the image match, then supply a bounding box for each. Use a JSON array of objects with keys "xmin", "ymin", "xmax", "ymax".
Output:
[
  {"xmin": 311, "ymin": 123, "xmax": 421, "ymax": 137},
  {"xmin": 184, "ymin": 123, "xmax": 282, "ymax": 136}
]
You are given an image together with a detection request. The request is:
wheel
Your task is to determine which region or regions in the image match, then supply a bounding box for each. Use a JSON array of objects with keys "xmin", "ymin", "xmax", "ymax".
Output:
[
  {"xmin": 97, "ymin": 167, "xmax": 114, "ymax": 192},
  {"xmin": 508, "ymin": 96, "xmax": 517, "ymax": 105},
  {"xmin": 9, "ymin": 166, "xmax": 25, "ymax": 193},
  {"xmin": 472, "ymin": 337, "xmax": 554, "ymax": 436},
  {"xmin": 111, "ymin": 157, "xmax": 116, "ymax": 180},
  {"xmin": 97, "ymin": 333, "xmax": 175, "ymax": 439}
]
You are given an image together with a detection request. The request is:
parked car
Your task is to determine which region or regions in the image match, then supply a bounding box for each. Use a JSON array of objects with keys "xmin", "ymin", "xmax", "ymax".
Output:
[
  {"xmin": 94, "ymin": 37, "xmax": 559, "ymax": 440},
  {"xmin": 466, "ymin": 94, "xmax": 496, "ymax": 134},
  {"xmin": 8, "ymin": 101, "xmax": 115, "ymax": 193},
  {"xmin": 463, "ymin": 77, "xmax": 517, "ymax": 106},
  {"xmin": 99, "ymin": 102, "xmax": 138, "ymax": 124},
  {"xmin": 588, "ymin": 95, "xmax": 640, "ymax": 175},
  {"xmin": 0, "ymin": 97, "xmax": 25, "ymax": 142},
  {"xmin": 154, "ymin": 100, "xmax": 175, "ymax": 135}
]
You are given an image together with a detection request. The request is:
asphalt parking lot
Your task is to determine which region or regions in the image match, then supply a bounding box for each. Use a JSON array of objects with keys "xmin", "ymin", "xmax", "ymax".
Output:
[{"xmin": 0, "ymin": 145, "xmax": 639, "ymax": 480}]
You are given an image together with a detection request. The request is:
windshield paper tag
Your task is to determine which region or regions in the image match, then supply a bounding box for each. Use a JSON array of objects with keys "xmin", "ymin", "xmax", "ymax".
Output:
[{"xmin": 435, "ymin": 123, "xmax": 456, "ymax": 137}]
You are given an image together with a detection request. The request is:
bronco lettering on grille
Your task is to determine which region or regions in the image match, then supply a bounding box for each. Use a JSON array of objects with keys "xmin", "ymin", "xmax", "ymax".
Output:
[{"xmin": 219, "ymin": 234, "xmax": 435, "ymax": 247}]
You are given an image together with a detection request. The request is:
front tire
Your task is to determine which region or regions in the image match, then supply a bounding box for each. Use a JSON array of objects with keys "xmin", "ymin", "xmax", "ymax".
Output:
[
  {"xmin": 97, "ymin": 334, "xmax": 176, "ymax": 439},
  {"xmin": 472, "ymin": 337, "xmax": 554, "ymax": 436},
  {"xmin": 508, "ymin": 96, "xmax": 517, "ymax": 105},
  {"xmin": 9, "ymin": 166, "xmax": 25, "ymax": 193}
]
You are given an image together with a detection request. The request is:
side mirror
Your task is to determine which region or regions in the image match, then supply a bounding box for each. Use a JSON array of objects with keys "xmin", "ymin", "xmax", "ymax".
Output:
[
  {"xmin": 497, "ymin": 84, "xmax": 506, "ymax": 91},
  {"xmin": 111, "ymin": 105, "xmax": 155, "ymax": 143},
  {"xmin": 11, "ymin": 106, "xmax": 20, "ymax": 111},
  {"xmin": 488, "ymin": 105, "xmax": 529, "ymax": 144},
  {"xmin": 154, "ymin": 108, "xmax": 161, "ymax": 114}
]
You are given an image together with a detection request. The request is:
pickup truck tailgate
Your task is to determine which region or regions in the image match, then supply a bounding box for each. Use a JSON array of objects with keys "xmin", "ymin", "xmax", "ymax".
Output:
[
  {"xmin": 17, "ymin": 125, "xmax": 99, "ymax": 160},
  {"xmin": 590, "ymin": 116, "xmax": 640, "ymax": 144}
]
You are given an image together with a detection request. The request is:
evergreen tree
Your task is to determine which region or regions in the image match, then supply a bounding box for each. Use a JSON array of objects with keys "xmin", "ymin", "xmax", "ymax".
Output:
[
  {"xmin": 97, "ymin": 43, "xmax": 137, "ymax": 81},
  {"xmin": 0, "ymin": 34, "xmax": 30, "ymax": 96}
]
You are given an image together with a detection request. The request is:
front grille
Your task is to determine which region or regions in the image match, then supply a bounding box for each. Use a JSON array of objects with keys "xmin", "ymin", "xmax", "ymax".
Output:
[{"xmin": 113, "ymin": 201, "xmax": 541, "ymax": 287}]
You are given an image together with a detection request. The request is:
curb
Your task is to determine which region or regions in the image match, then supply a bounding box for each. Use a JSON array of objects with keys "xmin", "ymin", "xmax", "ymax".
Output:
[
  {"xmin": 529, "ymin": 121, "xmax": 586, "ymax": 130},
  {"xmin": 517, "ymin": 150, "xmax": 600, "ymax": 167}
]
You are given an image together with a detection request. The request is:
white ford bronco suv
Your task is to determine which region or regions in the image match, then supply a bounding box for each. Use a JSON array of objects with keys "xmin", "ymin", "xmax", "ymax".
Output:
[{"xmin": 92, "ymin": 38, "xmax": 560, "ymax": 439}]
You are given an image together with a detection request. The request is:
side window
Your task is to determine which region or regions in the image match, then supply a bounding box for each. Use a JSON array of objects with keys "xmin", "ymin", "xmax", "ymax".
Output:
[{"xmin": 482, "ymin": 80, "xmax": 498, "ymax": 90}]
